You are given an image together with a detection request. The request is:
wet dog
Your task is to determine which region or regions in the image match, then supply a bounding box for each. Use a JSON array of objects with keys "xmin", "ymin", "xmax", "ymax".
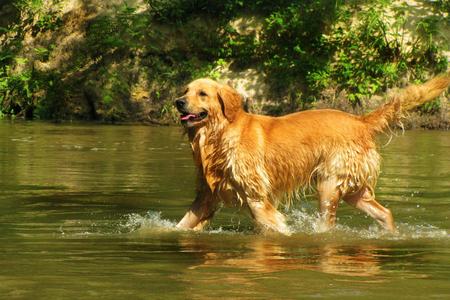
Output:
[{"xmin": 174, "ymin": 74, "xmax": 450, "ymax": 234}]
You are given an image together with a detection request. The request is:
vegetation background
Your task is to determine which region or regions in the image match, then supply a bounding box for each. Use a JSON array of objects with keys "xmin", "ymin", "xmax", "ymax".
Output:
[{"xmin": 0, "ymin": 0, "xmax": 449, "ymax": 127}]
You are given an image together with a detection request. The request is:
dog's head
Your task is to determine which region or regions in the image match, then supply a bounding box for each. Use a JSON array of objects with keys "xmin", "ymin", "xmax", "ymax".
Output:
[{"xmin": 174, "ymin": 78, "xmax": 243, "ymax": 128}]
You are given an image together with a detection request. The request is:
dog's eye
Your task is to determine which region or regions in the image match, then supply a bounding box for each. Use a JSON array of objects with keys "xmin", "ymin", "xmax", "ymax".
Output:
[
  {"xmin": 199, "ymin": 91, "xmax": 207, "ymax": 97},
  {"xmin": 183, "ymin": 88, "xmax": 188, "ymax": 95}
]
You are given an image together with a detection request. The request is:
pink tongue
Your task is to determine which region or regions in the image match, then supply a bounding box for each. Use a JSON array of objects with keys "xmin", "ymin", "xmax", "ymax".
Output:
[{"xmin": 180, "ymin": 114, "xmax": 197, "ymax": 121}]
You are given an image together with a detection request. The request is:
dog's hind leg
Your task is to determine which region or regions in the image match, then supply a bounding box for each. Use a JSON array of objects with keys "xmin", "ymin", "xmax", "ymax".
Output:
[
  {"xmin": 343, "ymin": 187, "xmax": 396, "ymax": 232},
  {"xmin": 247, "ymin": 200, "xmax": 291, "ymax": 235},
  {"xmin": 317, "ymin": 178, "xmax": 342, "ymax": 232}
]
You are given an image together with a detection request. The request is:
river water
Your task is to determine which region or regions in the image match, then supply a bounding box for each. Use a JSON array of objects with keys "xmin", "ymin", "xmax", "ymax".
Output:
[{"xmin": 0, "ymin": 121, "xmax": 449, "ymax": 299}]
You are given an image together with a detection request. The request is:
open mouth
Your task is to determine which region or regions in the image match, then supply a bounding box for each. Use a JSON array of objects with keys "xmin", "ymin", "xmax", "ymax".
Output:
[{"xmin": 180, "ymin": 111, "xmax": 208, "ymax": 123}]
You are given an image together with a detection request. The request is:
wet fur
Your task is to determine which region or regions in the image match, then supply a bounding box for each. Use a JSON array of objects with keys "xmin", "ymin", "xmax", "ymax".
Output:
[{"xmin": 176, "ymin": 74, "xmax": 450, "ymax": 234}]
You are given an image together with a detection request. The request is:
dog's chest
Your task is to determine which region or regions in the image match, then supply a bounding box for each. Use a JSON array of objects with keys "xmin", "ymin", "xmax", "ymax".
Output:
[{"xmin": 192, "ymin": 130, "xmax": 241, "ymax": 199}]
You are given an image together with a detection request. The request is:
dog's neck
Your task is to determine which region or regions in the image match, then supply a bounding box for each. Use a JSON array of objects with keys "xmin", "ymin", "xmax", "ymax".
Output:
[
  {"xmin": 186, "ymin": 119, "xmax": 226, "ymax": 145},
  {"xmin": 187, "ymin": 125, "xmax": 224, "ymax": 151}
]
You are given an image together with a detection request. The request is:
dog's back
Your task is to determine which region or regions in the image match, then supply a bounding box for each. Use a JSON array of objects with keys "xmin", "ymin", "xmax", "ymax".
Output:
[{"xmin": 243, "ymin": 109, "xmax": 380, "ymax": 199}]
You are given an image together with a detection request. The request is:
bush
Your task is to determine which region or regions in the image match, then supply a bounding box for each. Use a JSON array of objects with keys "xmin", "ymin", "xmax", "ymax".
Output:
[{"xmin": 308, "ymin": 3, "xmax": 448, "ymax": 105}]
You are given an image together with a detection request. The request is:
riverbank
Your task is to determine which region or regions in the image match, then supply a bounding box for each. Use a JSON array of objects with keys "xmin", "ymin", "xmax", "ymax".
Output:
[
  {"xmin": 1, "ymin": 109, "xmax": 449, "ymax": 130},
  {"xmin": 0, "ymin": 0, "xmax": 449, "ymax": 126}
]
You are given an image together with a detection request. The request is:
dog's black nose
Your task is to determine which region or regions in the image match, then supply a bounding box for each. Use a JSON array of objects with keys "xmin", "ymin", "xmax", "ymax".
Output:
[{"xmin": 175, "ymin": 98, "xmax": 186, "ymax": 110}]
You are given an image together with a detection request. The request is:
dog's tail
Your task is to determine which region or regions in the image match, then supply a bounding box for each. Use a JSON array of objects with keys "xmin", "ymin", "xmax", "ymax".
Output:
[{"xmin": 362, "ymin": 72, "xmax": 450, "ymax": 132}]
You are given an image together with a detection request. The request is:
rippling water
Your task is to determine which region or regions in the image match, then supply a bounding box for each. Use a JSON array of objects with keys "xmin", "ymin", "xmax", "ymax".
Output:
[{"xmin": 0, "ymin": 121, "xmax": 449, "ymax": 299}]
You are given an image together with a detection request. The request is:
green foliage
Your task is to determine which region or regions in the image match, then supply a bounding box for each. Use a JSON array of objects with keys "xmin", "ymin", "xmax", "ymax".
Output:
[
  {"xmin": 0, "ymin": 0, "xmax": 63, "ymax": 119},
  {"xmin": 431, "ymin": 0, "xmax": 450, "ymax": 12},
  {"xmin": 0, "ymin": 0, "xmax": 448, "ymax": 121},
  {"xmin": 0, "ymin": 66, "xmax": 42, "ymax": 118},
  {"xmin": 307, "ymin": 3, "xmax": 448, "ymax": 105},
  {"xmin": 34, "ymin": 12, "xmax": 62, "ymax": 32},
  {"xmin": 147, "ymin": 0, "xmax": 245, "ymax": 22},
  {"xmin": 87, "ymin": 4, "xmax": 149, "ymax": 53},
  {"xmin": 256, "ymin": 0, "xmax": 336, "ymax": 98}
]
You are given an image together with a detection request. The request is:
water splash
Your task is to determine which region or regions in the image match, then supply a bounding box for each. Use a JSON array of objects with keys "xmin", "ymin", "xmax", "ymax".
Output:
[
  {"xmin": 287, "ymin": 208, "xmax": 449, "ymax": 240},
  {"xmin": 119, "ymin": 211, "xmax": 176, "ymax": 233},
  {"xmin": 119, "ymin": 211, "xmax": 245, "ymax": 235},
  {"xmin": 116, "ymin": 209, "xmax": 448, "ymax": 240}
]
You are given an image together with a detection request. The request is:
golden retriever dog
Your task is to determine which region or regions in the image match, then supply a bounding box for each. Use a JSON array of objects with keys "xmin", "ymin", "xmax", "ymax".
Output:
[{"xmin": 174, "ymin": 74, "xmax": 450, "ymax": 235}]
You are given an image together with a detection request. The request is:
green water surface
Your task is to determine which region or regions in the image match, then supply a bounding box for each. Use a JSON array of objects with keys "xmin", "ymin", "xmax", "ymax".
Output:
[{"xmin": 0, "ymin": 121, "xmax": 449, "ymax": 299}]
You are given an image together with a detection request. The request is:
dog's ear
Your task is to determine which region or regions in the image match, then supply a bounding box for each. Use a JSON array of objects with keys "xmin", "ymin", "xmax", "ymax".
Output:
[{"xmin": 217, "ymin": 84, "xmax": 243, "ymax": 122}]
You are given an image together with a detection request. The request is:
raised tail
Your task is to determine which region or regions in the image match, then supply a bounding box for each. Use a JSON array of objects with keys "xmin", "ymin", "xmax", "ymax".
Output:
[{"xmin": 362, "ymin": 72, "xmax": 450, "ymax": 132}]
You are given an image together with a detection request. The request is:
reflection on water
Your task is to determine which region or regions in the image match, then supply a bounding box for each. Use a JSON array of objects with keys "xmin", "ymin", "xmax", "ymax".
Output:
[
  {"xmin": 0, "ymin": 121, "xmax": 449, "ymax": 299},
  {"xmin": 179, "ymin": 237, "xmax": 383, "ymax": 278}
]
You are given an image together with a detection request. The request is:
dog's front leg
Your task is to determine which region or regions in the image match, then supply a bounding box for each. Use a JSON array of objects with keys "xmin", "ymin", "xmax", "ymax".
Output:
[
  {"xmin": 176, "ymin": 189, "xmax": 217, "ymax": 231},
  {"xmin": 247, "ymin": 200, "xmax": 291, "ymax": 235}
]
